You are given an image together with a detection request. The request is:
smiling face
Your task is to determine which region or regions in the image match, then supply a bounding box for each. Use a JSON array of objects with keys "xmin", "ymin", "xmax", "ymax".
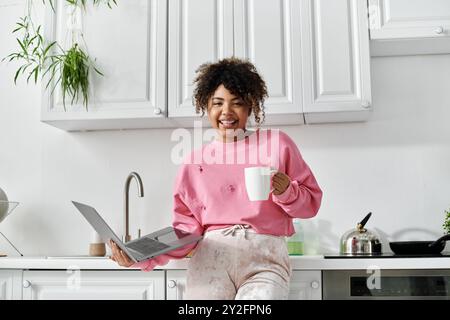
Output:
[{"xmin": 207, "ymin": 84, "xmax": 251, "ymax": 142}]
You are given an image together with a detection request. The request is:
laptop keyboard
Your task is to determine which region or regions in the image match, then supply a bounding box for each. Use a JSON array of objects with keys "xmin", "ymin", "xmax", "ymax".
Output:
[{"xmin": 125, "ymin": 237, "xmax": 170, "ymax": 254}]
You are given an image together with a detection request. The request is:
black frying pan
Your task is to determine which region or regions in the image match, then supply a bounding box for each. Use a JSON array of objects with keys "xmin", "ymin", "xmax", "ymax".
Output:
[{"xmin": 389, "ymin": 234, "xmax": 450, "ymax": 255}]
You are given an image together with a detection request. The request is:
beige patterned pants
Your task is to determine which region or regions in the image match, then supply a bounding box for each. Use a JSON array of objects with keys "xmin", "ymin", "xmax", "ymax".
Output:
[{"xmin": 185, "ymin": 225, "xmax": 292, "ymax": 300}]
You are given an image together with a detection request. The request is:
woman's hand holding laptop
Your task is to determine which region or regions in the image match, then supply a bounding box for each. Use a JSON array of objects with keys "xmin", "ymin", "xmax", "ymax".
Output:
[{"xmin": 109, "ymin": 240, "xmax": 134, "ymax": 267}]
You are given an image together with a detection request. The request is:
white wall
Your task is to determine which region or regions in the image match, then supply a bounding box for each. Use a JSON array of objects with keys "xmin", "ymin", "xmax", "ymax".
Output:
[{"xmin": 1, "ymin": 1, "xmax": 449, "ymax": 256}]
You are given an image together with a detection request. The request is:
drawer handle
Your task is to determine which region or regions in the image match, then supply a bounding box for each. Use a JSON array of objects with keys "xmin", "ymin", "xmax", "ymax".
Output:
[
  {"xmin": 435, "ymin": 26, "xmax": 444, "ymax": 34},
  {"xmin": 23, "ymin": 280, "xmax": 31, "ymax": 288},
  {"xmin": 361, "ymin": 100, "xmax": 371, "ymax": 109},
  {"xmin": 311, "ymin": 280, "xmax": 320, "ymax": 289},
  {"xmin": 168, "ymin": 280, "xmax": 177, "ymax": 288}
]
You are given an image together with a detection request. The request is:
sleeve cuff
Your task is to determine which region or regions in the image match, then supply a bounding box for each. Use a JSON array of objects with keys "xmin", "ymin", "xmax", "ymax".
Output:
[
  {"xmin": 131, "ymin": 254, "xmax": 172, "ymax": 272},
  {"xmin": 130, "ymin": 259, "xmax": 157, "ymax": 272}
]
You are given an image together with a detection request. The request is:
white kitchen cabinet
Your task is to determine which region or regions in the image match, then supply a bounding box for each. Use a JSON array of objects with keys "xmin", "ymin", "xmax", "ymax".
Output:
[
  {"xmin": 168, "ymin": 0, "xmax": 372, "ymax": 125},
  {"xmin": 289, "ymin": 270, "xmax": 322, "ymax": 300},
  {"xmin": 166, "ymin": 270, "xmax": 187, "ymax": 300},
  {"xmin": 167, "ymin": 0, "xmax": 233, "ymax": 121},
  {"xmin": 41, "ymin": 0, "xmax": 372, "ymax": 131},
  {"xmin": 165, "ymin": 269, "xmax": 322, "ymax": 300},
  {"xmin": 233, "ymin": 0, "xmax": 304, "ymax": 126},
  {"xmin": 41, "ymin": 0, "xmax": 168, "ymax": 131},
  {"xmin": 168, "ymin": 0, "xmax": 304, "ymax": 127},
  {"xmin": 369, "ymin": 0, "xmax": 450, "ymax": 56},
  {"xmin": 300, "ymin": 0, "xmax": 372, "ymax": 124},
  {"xmin": 0, "ymin": 270, "xmax": 22, "ymax": 300},
  {"xmin": 22, "ymin": 270, "xmax": 165, "ymax": 300}
]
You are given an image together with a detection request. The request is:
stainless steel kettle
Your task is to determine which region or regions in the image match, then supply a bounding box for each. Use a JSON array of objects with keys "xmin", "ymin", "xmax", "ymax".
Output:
[{"xmin": 340, "ymin": 212, "xmax": 382, "ymax": 255}]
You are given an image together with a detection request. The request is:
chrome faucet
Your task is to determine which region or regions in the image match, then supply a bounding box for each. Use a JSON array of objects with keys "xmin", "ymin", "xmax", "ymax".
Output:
[{"xmin": 123, "ymin": 172, "xmax": 144, "ymax": 242}]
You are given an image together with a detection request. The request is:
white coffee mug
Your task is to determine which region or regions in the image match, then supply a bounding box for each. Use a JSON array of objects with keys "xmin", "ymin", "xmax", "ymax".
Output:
[{"xmin": 244, "ymin": 167, "xmax": 278, "ymax": 201}]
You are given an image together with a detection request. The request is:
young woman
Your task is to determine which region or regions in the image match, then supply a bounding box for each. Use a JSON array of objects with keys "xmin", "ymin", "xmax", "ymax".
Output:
[{"xmin": 110, "ymin": 57, "xmax": 322, "ymax": 299}]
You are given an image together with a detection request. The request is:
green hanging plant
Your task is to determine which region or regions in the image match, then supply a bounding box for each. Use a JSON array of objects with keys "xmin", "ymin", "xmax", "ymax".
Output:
[
  {"xmin": 3, "ymin": 0, "xmax": 117, "ymax": 110},
  {"xmin": 48, "ymin": 43, "xmax": 103, "ymax": 110},
  {"xmin": 3, "ymin": 14, "xmax": 57, "ymax": 85},
  {"xmin": 67, "ymin": 0, "xmax": 118, "ymax": 9},
  {"xmin": 61, "ymin": 44, "xmax": 90, "ymax": 109}
]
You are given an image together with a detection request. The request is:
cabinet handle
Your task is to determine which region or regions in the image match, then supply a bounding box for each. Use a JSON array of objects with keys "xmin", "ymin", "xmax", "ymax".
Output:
[
  {"xmin": 154, "ymin": 107, "xmax": 162, "ymax": 115},
  {"xmin": 23, "ymin": 280, "xmax": 31, "ymax": 288},
  {"xmin": 434, "ymin": 26, "xmax": 444, "ymax": 34},
  {"xmin": 168, "ymin": 280, "xmax": 177, "ymax": 288},
  {"xmin": 361, "ymin": 100, "xmax": 371, "ymax": 109},
  {"xmin": 311, "ymin": 280, "xmax": 320, "ymax": 289}
]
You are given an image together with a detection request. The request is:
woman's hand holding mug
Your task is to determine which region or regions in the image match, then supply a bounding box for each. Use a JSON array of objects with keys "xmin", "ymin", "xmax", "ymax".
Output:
[
  {"xmin": 271, "ymin": 171, "xmax": 291, "ymax": 195},
  {"xmin": 244, "ymin": 167, "xmax": 291, "ymax": 201}
]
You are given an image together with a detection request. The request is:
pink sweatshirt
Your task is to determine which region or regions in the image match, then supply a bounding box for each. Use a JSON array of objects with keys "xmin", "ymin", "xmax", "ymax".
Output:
[{"xmin": 132, "ymin": 129, "xmax": 322, "ymax": 271}]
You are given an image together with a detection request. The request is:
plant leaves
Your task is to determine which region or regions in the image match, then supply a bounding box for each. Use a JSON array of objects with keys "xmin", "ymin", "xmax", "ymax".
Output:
[
  {"xmin": 93, "ymin": 67, "xmax": 104, "ymax": 76},
  {"xmin": 6, "ymin": 0, "xmax": 118, "ymax": 111},
  {"xmin": 14, "ymin": 66, "xmax": 23, "ymax": 84}
]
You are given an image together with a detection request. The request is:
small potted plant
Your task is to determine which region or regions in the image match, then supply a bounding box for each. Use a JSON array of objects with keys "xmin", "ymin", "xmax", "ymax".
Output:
[{"xmin": 443, "ymin": 208, "xmax": 450, "ymax": 235}]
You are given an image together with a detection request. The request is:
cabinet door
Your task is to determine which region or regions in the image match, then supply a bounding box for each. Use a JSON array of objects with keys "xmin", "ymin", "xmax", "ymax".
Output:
[
  {"xmin": 41, "ymin": 0, "xmax": 167, "ymax": 131},
  {"xmin": 369, "ymin": 0, "xmax": 450, "ymax": 39},
  {"xmin": 166, "ymin": 270, "xmax": 321, "ymax": 300},
  {"xmin": 301, "ymin": 0, "xmax": 372, "ymax": 123},
  {"xmin": 22, "ymin": 270, "xmax": 165, "ymax": 300},
  {"xmin": 0, "ymin": 270, "xmax": 22, "ymax": 300},
  {"xmin": 168, "ymin": 0, "xmax": 234, "ymax": 119},
  {"xmin": 368, "ymin": 0, "xmax": 450, "ymax": 56},
  {"xmin": 166, "ymin": 270, "xmax": 187, "ymax": 300},
  {"xmin": 289, "ymin": 270, "xmax": 322, "ymax": 300},
  {"xmin": 233, "ymin": 0, "xmax": 304, "ymax": 125}
]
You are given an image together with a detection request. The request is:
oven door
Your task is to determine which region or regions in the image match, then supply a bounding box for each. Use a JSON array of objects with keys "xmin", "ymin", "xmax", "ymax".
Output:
[{"xmin": 323, "ymin": 269, "xmax": 450, "ymax": 300}]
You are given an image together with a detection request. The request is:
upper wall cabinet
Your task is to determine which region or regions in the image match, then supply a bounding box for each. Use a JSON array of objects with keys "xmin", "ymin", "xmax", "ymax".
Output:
[
  {"xmin": 41, "ymin": 0, "xmax": 372, "ymax": 131},
  {"xmin": 168, "ymin": 0, "xmax": 305, "ymax": 127},
  {"xmin": 301, "ymin": 0, "xmax": 372, "ymax": 123},
  {"xmin": 369, "ymin": 0, "xmax": 450, "ymax": 56},
  {"xmin": 41, "ymin": 0, "xmax": 168, "ymax": 131},
  {"xmin": 233, "ymin": 0, "xmax": 304, "ymax": 126},
  {"xmin": 168, "ymin": 0, "xmax": 372, "ymax": 126},
  {"xmin": 167, "ymin": 0, "xmax": 233, "ymax": 119}
]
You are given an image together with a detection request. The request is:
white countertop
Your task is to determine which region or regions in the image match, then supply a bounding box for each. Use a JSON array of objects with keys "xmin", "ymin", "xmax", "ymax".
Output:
[{"xmin": 1, "ymin": 255, "xmax": 450, "ymax": 270}]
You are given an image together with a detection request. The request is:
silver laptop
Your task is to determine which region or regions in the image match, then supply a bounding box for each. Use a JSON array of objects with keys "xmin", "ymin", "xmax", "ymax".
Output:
[{"xmin": 72, "ymin": 201, "xmax": 203, "ymax": 263}]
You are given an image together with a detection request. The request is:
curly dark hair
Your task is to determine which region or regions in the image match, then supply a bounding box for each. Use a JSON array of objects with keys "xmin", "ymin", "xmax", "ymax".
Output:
[{"xmin": 192, "ymin": 57, "xmax": 268, "ymax": 126}]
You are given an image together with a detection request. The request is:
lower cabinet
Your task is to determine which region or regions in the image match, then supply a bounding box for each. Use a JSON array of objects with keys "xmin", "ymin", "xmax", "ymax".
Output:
[
  {"xmin": 0, "ymin": 270, "xmax": 22, "ymax": 300},
  {"xmin": 289, "ymin": 271, "xmax": 322, "ymax": 300},
  {"xmin": 22, "ymin": 270, "xmax": 165, "ymax": 300},
  {"xmin": 0, "ymin": 269, "xmax": 321, "ymax": 300},
  {"xmin": 166, "ymin": 270, "xmax": 188, "ymax": 300},
  {"xmin": 166, "ymin": 270, "xmax": 322, "ymax": 300}
]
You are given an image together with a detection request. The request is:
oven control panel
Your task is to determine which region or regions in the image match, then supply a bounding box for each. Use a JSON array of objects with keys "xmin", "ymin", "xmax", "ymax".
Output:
[{"xmin": 323, "ymin": 269, "xmax": 450, "ymax": 299}]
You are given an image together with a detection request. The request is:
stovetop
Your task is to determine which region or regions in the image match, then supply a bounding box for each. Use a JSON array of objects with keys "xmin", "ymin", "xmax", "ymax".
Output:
[{"xmin": 324, "ymin": 252, "xmax": 450, "ymax": 259}]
